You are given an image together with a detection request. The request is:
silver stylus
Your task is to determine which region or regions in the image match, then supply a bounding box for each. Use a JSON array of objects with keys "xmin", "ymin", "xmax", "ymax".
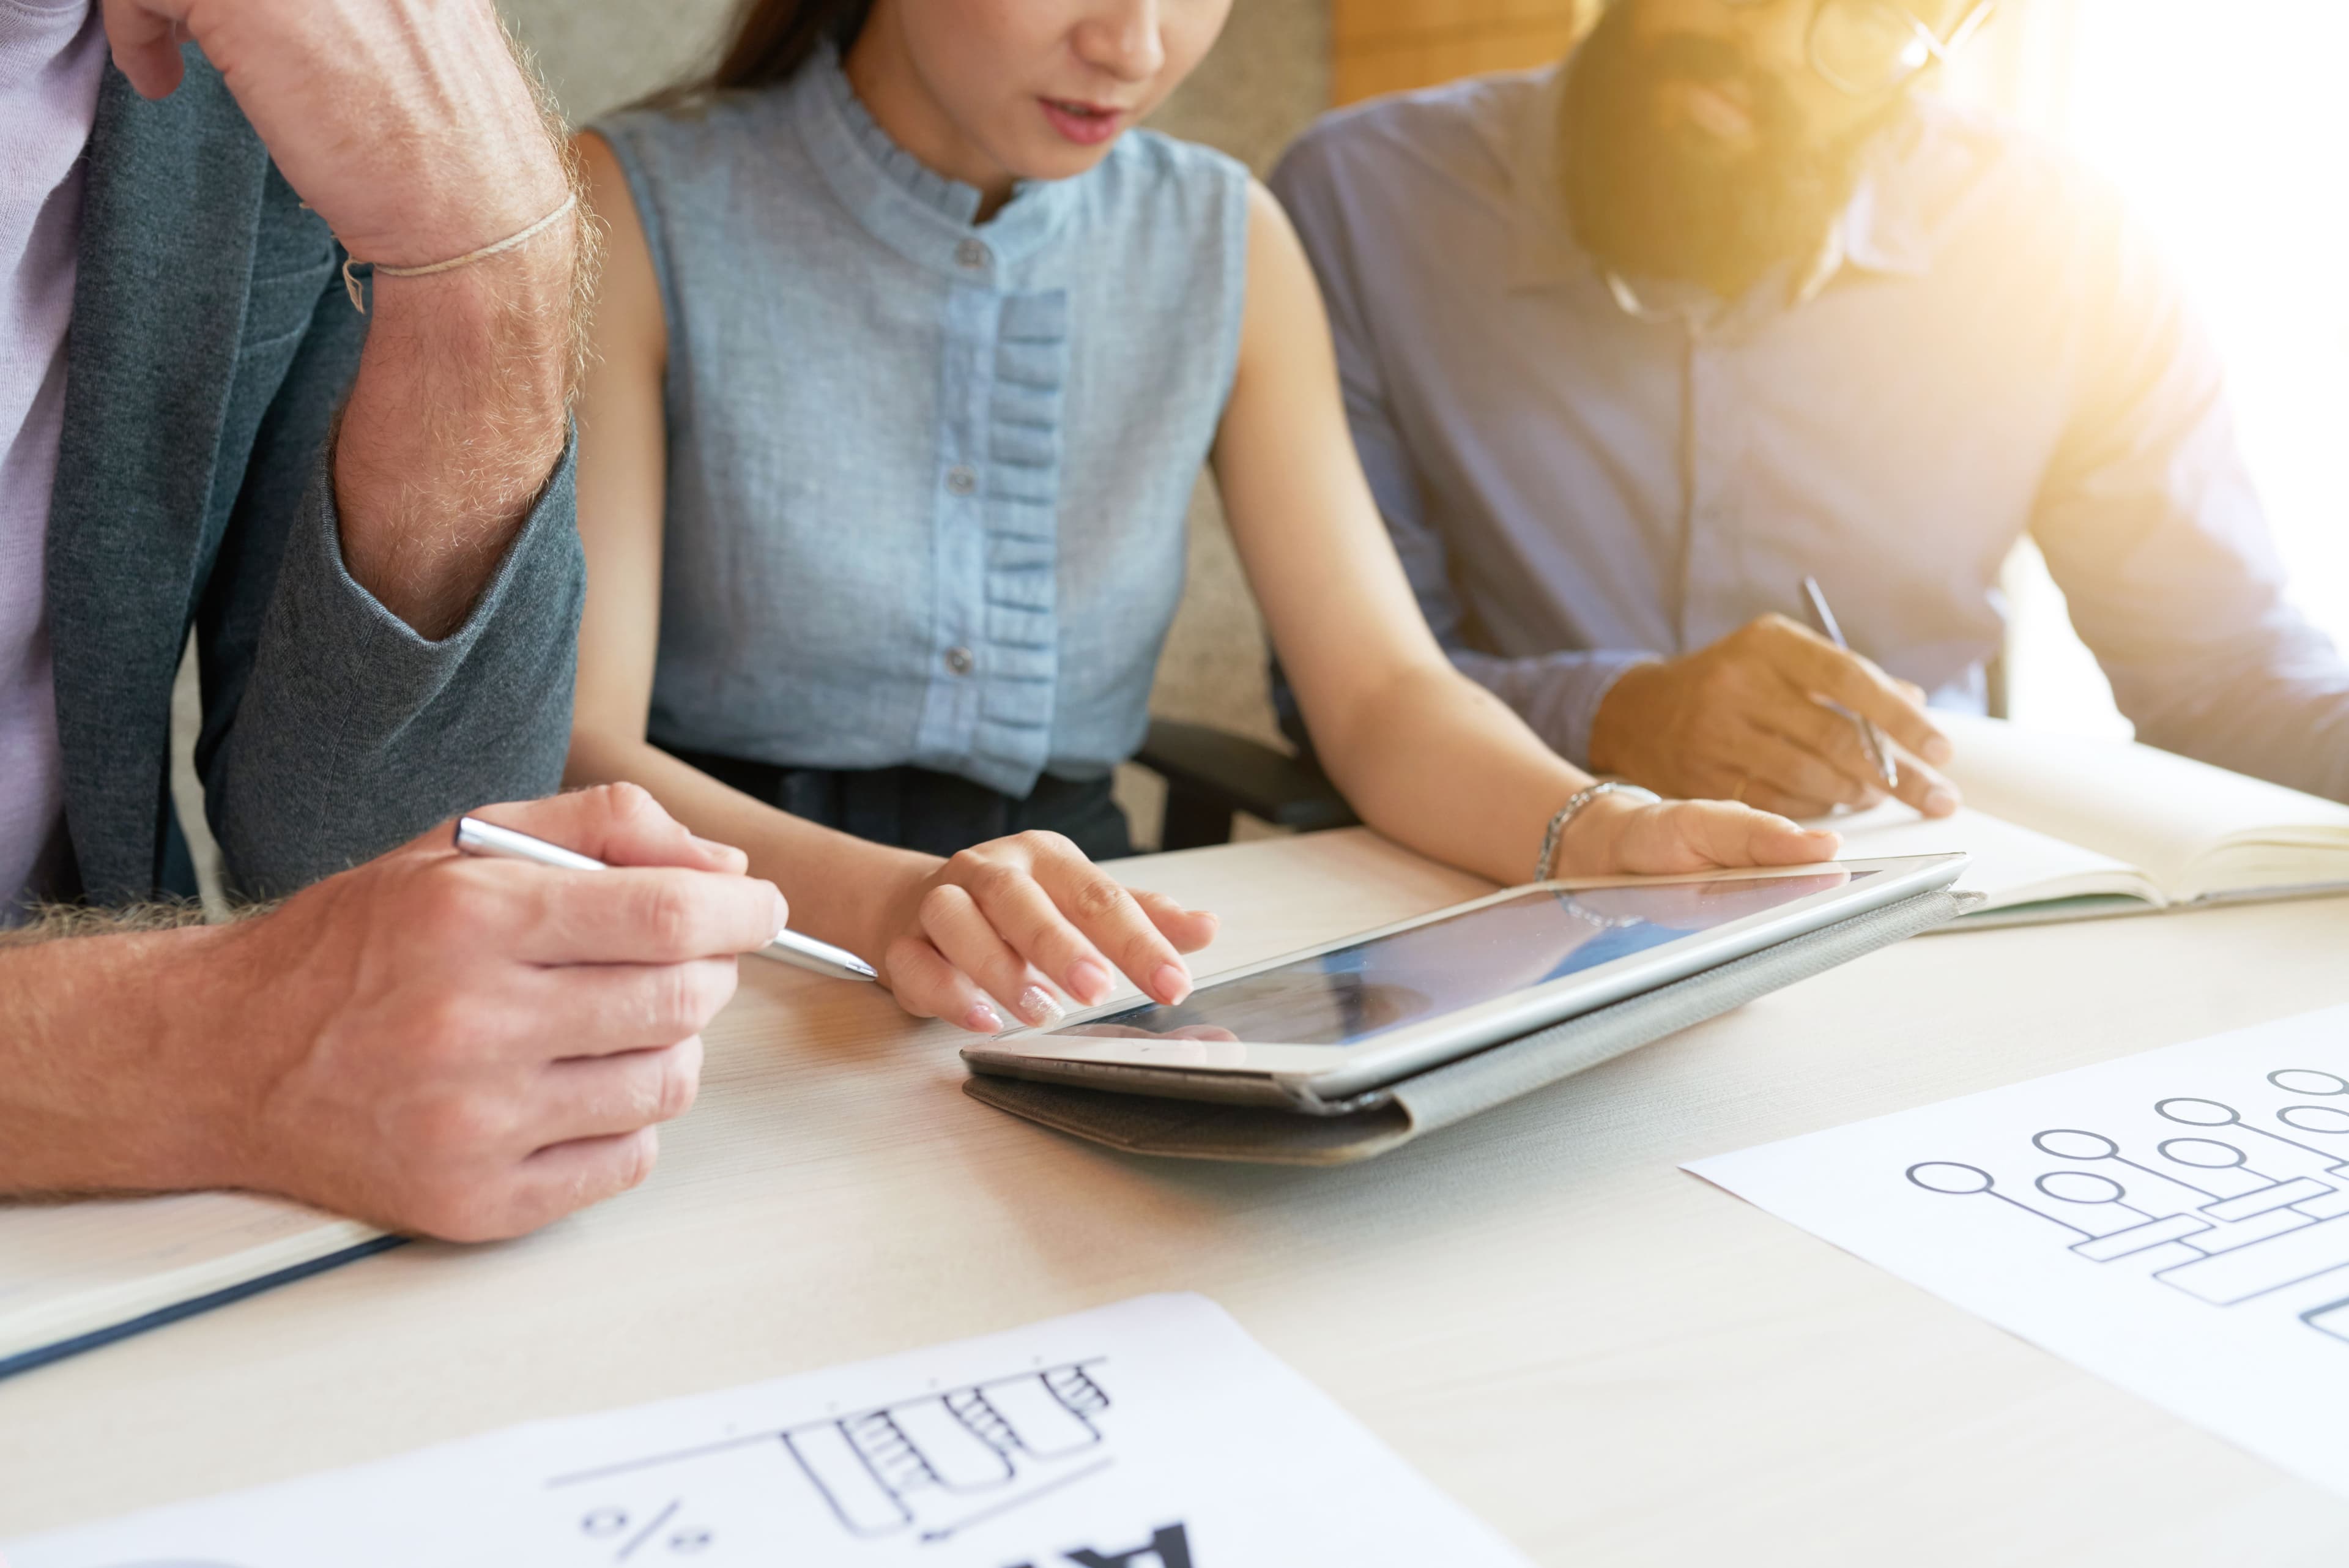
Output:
[{"xmin": 452, "ymin": 816, "xmax": 878, "ymax": 983}]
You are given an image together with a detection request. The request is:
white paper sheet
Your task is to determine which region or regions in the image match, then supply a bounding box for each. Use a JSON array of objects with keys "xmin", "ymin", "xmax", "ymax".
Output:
[
  {"xmin": 0, "ymin": 1191, "xmax": 381, "ymax": 1368},
  {"xmin": 1811, "ymin": 800, "xmax": 2158, "ymax": 913},
  {"xmin": 1688, "ymin": 1004, "xmax": 2349, "ymax": 1498},
  {"xmin": 6, "ymin": 1293, "xmax": 1529, "ymax": 1568}
]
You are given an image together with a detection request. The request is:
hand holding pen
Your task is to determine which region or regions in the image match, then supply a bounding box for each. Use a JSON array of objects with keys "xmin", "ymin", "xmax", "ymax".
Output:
[
  {"xmin": 1802, "ymin": 576, "xmax": 1900, "ymax": 792},
  {"xmin": 1589, "ymin": 597, "xmax": 1963, "ymax": 821},
  {"xmin": 456, "ymin": 816, "xmax": 877, "ymax": 981}
]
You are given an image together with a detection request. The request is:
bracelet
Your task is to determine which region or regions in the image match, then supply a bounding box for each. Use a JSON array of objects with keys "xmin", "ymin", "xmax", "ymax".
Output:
[
  {"xmin": 340, "ymin": 192, "xmax": 579, "ymax": 313},
  {"xmin": 1535, "ymin": 782, "xmax": 1662, "ymax": 883}
]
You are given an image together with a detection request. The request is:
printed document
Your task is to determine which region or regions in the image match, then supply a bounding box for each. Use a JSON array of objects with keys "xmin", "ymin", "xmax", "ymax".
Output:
[
  {"xmin": 1690, "ymin": 1004, "xmax": 2349, "ymax": 1497},
  {"xmin": 7, "ymin": 1292, "xmax": 1529, "ymax": 1567}
]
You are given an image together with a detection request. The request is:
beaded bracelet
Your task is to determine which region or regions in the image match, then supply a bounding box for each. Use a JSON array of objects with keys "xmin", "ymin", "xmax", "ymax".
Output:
[{"xmin": 1535, "ymin": 781, "xmax": 1661, "ymax": 883}]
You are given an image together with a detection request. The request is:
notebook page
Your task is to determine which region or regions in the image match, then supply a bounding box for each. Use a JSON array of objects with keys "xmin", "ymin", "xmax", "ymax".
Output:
[
  {"xmin": 1934, "ymin": 713, "xmax": 2349, "ymax": 899},
  {"xmin": 0, "ymin": 1191, "xmax": 379, "ymax": 1364},
  {"xmin": 1816, "ymin": 801, "xmax": 2160, "ymax": 913}
]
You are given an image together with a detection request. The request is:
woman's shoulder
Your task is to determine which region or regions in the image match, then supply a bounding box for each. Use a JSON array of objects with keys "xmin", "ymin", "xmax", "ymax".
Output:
[{"xmin": 589, "ymin": 89, "xmax": 792, "ymax": 172}]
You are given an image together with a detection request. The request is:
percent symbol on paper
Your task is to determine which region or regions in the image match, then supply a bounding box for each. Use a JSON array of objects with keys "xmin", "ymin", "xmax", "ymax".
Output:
[{"xmin": 581, "ymin": 1498, "xmax": 714, "ymax": 1560}]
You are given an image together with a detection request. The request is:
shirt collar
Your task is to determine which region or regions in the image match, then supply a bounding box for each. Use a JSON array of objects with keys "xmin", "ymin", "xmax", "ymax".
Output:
[
  {"xmin": 1508, "ymin": 58, "xmax": 1938, "ymax": 302},
  {"xmin": 794, "ymin": 46, "xmax": 1077, "ymax": 281}
]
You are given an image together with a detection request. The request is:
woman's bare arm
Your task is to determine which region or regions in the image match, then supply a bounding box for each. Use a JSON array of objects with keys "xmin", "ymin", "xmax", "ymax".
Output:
[{"xmin": 1212, "ymin": 182, "xmax": 1838, "ymax": 884}]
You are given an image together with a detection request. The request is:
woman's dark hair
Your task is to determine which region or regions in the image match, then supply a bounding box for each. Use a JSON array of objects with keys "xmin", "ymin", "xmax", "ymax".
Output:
[{"xmin": 655, "ymin": 0, "xmax": 876, "ymax": 106}]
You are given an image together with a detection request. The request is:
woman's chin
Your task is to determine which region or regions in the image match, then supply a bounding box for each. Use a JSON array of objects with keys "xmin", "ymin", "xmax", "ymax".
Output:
[{"xmin": 1000, "ymin": 136, "xmax": 1120, "ymax": 188}]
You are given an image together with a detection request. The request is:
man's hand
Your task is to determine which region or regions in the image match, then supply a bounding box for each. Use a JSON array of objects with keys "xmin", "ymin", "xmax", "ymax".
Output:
[
  {"xmin": 865, "ymin": 832, "xmax": 1220, "ymax": 1035},
  {"xmin": 103, "ymin": 0, "xmax": 581, "ymax": 639},
  {"xmin": 0, "ymin": 786, "xmax": 782, "ymax": 1243},
  {"xmin": 1590, "ymin": 615, "xmax": 1962, "ymax": 820},
  {"xmin": 103, "ymin": 0, "xmax": 564, "ymax": 267}
]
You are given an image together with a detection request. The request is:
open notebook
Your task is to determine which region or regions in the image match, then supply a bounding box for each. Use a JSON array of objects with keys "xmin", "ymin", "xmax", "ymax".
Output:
[
  {"xmin": 0, "ymin": 1191, "xmax": 393, "ymax": 1378},
  {"xmin": 1816, "ymin": 713, "xmax": 2349, "ymax": 927}
]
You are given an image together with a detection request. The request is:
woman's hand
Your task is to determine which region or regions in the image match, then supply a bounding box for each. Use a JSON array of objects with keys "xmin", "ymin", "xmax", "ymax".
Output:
[
  {"xmin": 864, "ymin": 832, "xmax": 1220, "ymax": 1034},
  {"xmin": 1555, "ymin": 794, "xmax": 1842, "ymax": 878}
]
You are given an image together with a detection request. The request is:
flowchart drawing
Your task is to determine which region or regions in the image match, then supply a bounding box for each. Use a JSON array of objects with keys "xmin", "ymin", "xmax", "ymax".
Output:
[
  {"xmin": 547, "ymin": 1360, "xmax": 1119, "ymax": 1558},
  {"xmin": 1688, "ymin": 1006, "xmax": 2349, "ymax": 1503},
  {"xmin": 1907, "ymin": 1068, "xmax": 2349, "ymax": 1329}
]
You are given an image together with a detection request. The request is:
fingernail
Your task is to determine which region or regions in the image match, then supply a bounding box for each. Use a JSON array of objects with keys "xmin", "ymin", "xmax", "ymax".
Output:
[
  {"xmin": 1924, "ymin": 737, "xmax": 1954, "ymax": 765},
  {"xmin": 964, "ymin": 1000, "xmax": 1005, "ymax": 1034},
  {"xmin": 1152, "ymin": 963, "xmax": 1191, "ymax": 1006},
  {"xmin": 1926, "ymin": 787, "xmax": 1959, "ymax": 816},
  {"xmin": 1017, "ymin": 986, "xmax": 1064, "ymax": 1027},
  {"xmin": 1068, "ymin": 959, "xmax": 1113, "ymax": 1006}
]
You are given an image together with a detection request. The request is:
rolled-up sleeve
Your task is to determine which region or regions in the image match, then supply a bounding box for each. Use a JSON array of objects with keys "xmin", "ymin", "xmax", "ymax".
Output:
[
  {"xmin": 210, "ymin": 439, "xmax": 584, "ymax": 896},
  {"xmin": 2034, "ymin": 192, "xmax": 2349, "ymax": 803}
]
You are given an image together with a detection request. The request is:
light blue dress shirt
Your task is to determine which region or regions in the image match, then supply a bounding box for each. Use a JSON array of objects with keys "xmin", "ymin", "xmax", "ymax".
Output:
[
  {"xmin": 1271, "ymin": 65, "xmax": 2349, "ymax": 800},
  {"xmin": 596, "ymin": 53, "xmax": 1249, "ymax": 799}
]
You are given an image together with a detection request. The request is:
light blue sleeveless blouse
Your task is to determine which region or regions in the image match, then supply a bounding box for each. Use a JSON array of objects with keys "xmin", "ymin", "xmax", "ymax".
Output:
[{"xmin": 595, "ymin": 56, "xmax": 1250, "ymax": 798}]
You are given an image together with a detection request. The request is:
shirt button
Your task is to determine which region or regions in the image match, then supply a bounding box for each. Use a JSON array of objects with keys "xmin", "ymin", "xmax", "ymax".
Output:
[
  {"xmin": 955, "ymin": 239, "xmax": 990, "ymax": 270},
  {"xmin": 944, "ymin": 646, "xmax": 975, "ymax": 675},
  {"xmin": 944, "ymin": 465, "xmax": 978, "ymax": 496}
]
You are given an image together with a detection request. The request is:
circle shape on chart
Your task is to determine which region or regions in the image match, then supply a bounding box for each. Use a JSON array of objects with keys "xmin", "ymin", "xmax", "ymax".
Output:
[
  {"xmin": 1908, "ymin": 1161, "xmax": 1995, "ymax": 1194},
  {"xmin": 2279, "ymin": 1105, "xmax": 2349, "ymax": 1135},
  {"xmin": 2270, "ymin": 1069, "xmax": 2349, "ymax": 1097},
  {"xmin": 2033, "ymin": 1129, "xmax": 2118, "ymax": 1160},
  {"xmin": 2156, "ymin": 1098, "xmax": 2241, "ymax": 1127},
  {"xmin": 2159, "ymin": 1137, "xmax": 2249, "ymax": 1169},
  {"xmin": 2037, "ymin": 1170, "xmax": 2126, "ymax": 1205}
]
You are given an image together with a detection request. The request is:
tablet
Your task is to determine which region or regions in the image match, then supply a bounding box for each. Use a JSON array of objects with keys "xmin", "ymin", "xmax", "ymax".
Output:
[{"xmin": 965, "ymin": 854, "xmax": 1967, "ymax": 1102}]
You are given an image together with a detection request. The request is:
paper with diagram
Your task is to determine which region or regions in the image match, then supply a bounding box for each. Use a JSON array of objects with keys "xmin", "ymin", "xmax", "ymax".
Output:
[
  {"xmin": 6, "ymin": 1292, "xmax": 1529, "ymax": 1568},
  {"xmin": 1688, "ymin": 1003, "xmax": 2349, "ymax": 1498}
]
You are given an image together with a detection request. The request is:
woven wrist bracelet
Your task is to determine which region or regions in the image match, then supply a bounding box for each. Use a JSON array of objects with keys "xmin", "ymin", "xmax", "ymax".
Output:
[{"xmin": 341, "ymin": 193, "xmax": 578, "ymax": 313}]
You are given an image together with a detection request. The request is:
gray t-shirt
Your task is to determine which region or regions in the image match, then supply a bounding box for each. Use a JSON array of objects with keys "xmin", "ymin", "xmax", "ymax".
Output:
[{"xmin": 1, "ymin": 0, "xmax": 106, "ymax": 915}]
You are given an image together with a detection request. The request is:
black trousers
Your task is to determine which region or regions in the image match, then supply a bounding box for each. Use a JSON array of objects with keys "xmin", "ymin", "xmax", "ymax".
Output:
[{"xmin": 662, "ymin": 747, "xmax": 1134, "ymax": 862}]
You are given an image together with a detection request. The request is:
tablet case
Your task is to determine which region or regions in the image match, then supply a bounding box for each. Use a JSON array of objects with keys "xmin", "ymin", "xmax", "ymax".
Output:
[{"xmin": 962, "ymin": 885, "xmax": 1983, "ymax": 1165}]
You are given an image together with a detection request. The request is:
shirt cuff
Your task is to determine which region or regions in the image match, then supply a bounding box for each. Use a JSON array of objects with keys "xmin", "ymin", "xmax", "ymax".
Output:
[{"xmin": 1453, "ymin": 648, "xmax": 1664, "ymax": 772}]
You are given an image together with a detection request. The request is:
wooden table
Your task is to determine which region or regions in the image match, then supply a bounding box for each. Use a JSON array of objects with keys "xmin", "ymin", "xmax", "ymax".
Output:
[{"xmin": 8, "ymin": 828, "xmax": 2349, "ymax": 1566}]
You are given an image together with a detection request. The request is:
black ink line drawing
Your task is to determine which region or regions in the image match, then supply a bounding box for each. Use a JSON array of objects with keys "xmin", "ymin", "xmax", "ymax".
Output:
[
  {"xmin": 581, "ymin": 1498, "xmax": 714, "ymax": 1559},
  {"xmin": 918, "ymin": 1456, "xmax": 1116, "ymax": 1543},
  {"xmin": 1908, "ymin": 1071, "xmax": 2349, "ymax": 1341},
  {"xmin": 550, "ymin": 1359, "xmax": 1116, "ymax": 1555}
]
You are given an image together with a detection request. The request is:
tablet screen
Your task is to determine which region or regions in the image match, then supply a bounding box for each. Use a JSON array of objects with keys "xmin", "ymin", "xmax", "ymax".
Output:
[{"xmin": 1045, "ymin": 871, "xmax": 1869, "ymax": 1050}]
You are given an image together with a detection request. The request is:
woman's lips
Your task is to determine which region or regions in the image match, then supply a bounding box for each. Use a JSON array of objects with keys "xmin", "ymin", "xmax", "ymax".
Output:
[{"xmin": 1040, "ymin": 97, "xmax": 1126, "ymax": 146}]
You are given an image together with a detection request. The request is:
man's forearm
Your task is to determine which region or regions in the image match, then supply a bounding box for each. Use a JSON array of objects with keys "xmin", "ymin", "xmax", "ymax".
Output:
[
  {"xmin": 0, "ymin": 923, "xmax": 242, "ymax": 1195},
  {"xmin": 332, "ymin": 217, "xmax": 582, "ymax": 641}
]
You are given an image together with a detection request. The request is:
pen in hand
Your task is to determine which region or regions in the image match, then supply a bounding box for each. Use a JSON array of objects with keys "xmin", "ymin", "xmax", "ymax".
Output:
[
  {"xmin": 453, "ymin": 816, "xmax": 878, "ymax": 983},
  {"xmin": 1800, "ymin": 575, "xmax": 1900, "ymax": 793}
]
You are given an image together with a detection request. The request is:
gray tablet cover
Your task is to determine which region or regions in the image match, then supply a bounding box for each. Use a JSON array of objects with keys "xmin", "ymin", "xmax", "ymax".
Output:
[{"xmin": 962, "ymin": 885, "xmax": 1981, "ymax": 1165}]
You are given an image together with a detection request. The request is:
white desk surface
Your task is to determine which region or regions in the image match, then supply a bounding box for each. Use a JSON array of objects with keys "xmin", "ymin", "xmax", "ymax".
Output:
[{"xmin": 7, "ymin": 828, "xmax": 2349, "ymax": 1566}]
